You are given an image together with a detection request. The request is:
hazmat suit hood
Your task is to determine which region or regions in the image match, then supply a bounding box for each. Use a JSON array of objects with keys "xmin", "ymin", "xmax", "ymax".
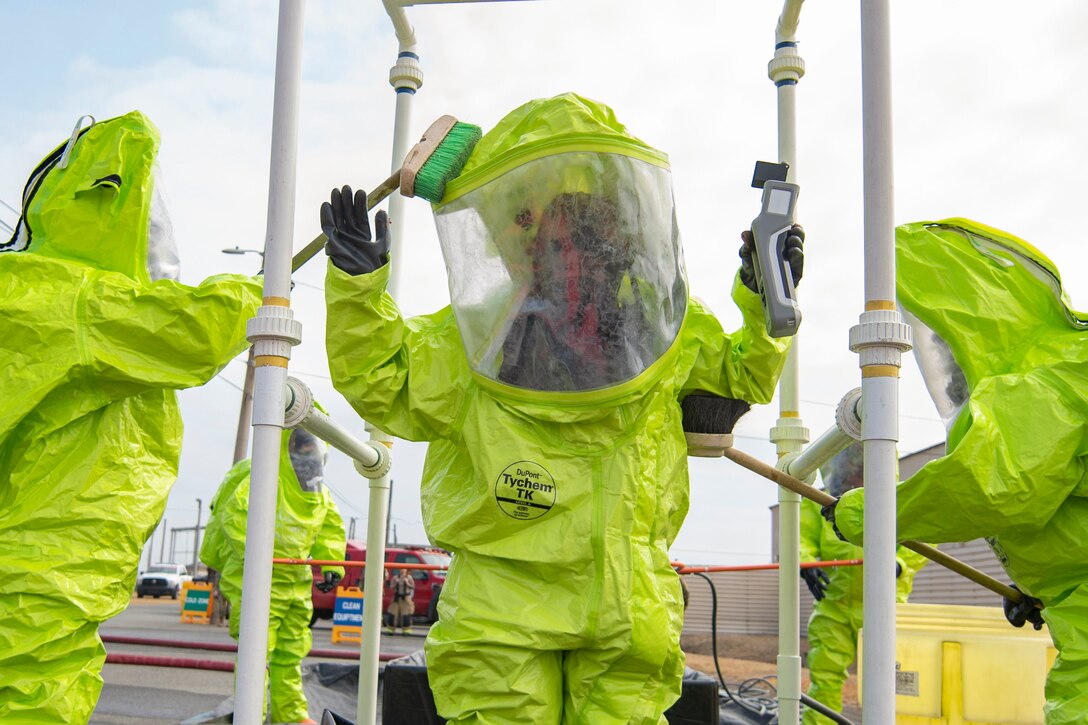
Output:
[
  {"xmin": 433, "ymin": 93, "xmax": 688, "ymax": 396},
  {"xmin": 896, "ymin": 218, "xmax": 1088, "ymax": 432},
  {"xmin": 1, "ymin": 111, "xmax": 180, "ymax": 283}
]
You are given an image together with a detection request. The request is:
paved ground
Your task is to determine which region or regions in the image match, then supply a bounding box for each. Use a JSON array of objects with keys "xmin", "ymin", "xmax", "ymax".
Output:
[
  {"xmin": 91, "ymin": 596, "xmax": 428, "ymax": 725},
  {"xmin": 92, "ymin": 598, "xmax": 863, "ymax": 724}
]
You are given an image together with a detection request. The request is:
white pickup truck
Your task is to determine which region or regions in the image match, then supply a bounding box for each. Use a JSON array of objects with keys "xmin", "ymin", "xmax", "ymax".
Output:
[{"xmin": 135, "ymin": 562, "xmax": 192, "ymax": 599}]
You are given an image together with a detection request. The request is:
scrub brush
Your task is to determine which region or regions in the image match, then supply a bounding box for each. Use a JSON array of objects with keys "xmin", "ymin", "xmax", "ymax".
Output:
[
  {"xmin": 681, "ymin": 392, "xmax": 751, "ymax": 457},
  {"xmin": 291, "ymin": 115, "xmax": 482, "ymax": 271}
]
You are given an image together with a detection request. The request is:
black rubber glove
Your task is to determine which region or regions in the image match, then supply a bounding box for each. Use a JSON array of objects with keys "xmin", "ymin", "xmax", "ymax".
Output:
[
  {"xmin": 820, "ymin": 497, "xmax": 849, "ymax": 543},
  {"xmin": 739, "ymin": 223, "xmax": 805, "ymax": 294},
  {"xmin": 320, "ymin": 185, "xmax": 390, "ymax": 276},
  {"xmin": 1003, "ymin": 584, "xmax": 1045, "ymax": 631},
  {"xmin": 315, "ymin": 571, "xmax": 342, "ymax": 593},
  {"xmin": 800, "ymin": 567, "xmax": 831, "ymax": 601}
]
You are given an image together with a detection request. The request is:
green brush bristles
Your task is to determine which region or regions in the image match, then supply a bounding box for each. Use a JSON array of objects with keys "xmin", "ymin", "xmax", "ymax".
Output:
[{"xmin": 412, "ymin": 121, "xmax": 483, "ymax": 203}]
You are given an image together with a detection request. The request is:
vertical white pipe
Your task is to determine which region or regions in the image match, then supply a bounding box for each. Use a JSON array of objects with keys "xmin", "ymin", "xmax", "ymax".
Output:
[
  {"xmin": 385, "ymin": 88, "xmax": 415, "ymax": 296},
  {"xmin": 356, "ymin": 463, "xmax": 392, "ymax": 725},
  {"xmin": 356, "ymin": 6, "xmax": 422, "ymax": 723},
  {"xmin": 856, "ymin": 1, "xmax": 908, "ymax": 722},
  {"xmin": 233, "ymin": 2, "xmax": 305, "ymax": 723},
  {"xmin": 775, "ymin": 76, "xmax": 803, "ymax": 725},
  {"xmin": 769, "ymin": 6, "xmax": 805, "ymax": 721},
  {"xmin": 382, "ymin": 0, "xmax": 421, "ymax": 298}
]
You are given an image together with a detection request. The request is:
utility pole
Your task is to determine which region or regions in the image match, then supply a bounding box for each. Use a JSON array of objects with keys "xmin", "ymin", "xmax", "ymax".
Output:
[
  {"xmin": 221, "ymin": 246, "xmax": 264, "ymax": 465},
  {"xmin": 233, "ymin": 348, "xmax": 257, "ymax": 464},
  {"xmin": 218, "ymin": 246, "xmax": 262, "ymax": 625},
  {"xmin": 145, "ymin": 523, "xmax": 155, "ymax": 570},
  {"xmin": 192, "ymin": 498, "xmax": 203, "ymax": 577},
  {"xmin": 158, "ymin": 518, "xmax": 168, "ymax": 562},
  {"xmin": 385, "ymin": 478, "xmax": 394, "ymax": 545}
]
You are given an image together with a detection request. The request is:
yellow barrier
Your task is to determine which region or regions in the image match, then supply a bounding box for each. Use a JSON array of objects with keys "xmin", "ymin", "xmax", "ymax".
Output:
[
  {"xmin": 858, "ymin": 602, "xmax": 1056, "ymax": 724},
  {"xmin": 180, "ymin": 581, "xmax": 214, "ymax": 624}
]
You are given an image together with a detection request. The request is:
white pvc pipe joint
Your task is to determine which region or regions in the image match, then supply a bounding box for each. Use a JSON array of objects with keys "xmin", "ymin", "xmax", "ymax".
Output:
[
  {"xmin": 283, "ymin": 377, "xmax": 391, "ymax": 478},
  {"xmin": 782, "ymin": 388, "xmax": 862, "ymax": 481}
]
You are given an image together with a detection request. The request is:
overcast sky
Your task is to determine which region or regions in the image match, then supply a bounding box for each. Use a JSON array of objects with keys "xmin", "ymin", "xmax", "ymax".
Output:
[{"xmin": 2, "ymin": 1, "xmax": 1085, "ymax": 567}]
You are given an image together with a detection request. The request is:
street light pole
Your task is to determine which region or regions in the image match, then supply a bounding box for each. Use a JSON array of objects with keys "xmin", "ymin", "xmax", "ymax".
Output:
[{"xmin": 192, "ymin": 498, "xmax": 203, "ymax": 577}]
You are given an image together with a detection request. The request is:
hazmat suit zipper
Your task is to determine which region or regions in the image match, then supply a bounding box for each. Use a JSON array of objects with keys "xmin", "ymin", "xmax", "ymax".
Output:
[{"xmin": 2, "ymin": 125, "xmax": 94, "ymax": 252}]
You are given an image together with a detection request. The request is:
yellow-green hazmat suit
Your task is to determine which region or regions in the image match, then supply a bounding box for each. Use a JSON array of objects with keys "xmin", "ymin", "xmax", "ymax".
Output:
[
  {"xmin": 200, "ymin": 427, "xmax": 346, "ymax": 724},
  {"xmin": 801, "ymin": 447, "xmax": 927, "ymax": 724},
  {"xmin": 0, "ymin": 111, "xmax": 260, "ymax": 724},
  {"xmin": 325, "ymin": 93, "xmax": 791, "ymax": 724},
  {"xmin": 835, "ymin": 219, "xmax": 1088, "ymax": 725}
]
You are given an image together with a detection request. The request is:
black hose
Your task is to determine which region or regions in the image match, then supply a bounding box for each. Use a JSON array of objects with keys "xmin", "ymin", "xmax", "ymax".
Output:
[
  {"xmin": 800, "ymin": 692, "xmax": 856, "ymax": 725},
  {"xmin": 691, "ymin": 572, "xmax": 778, "ymax": 719},
  {"xmin": 690, "ymin": 572, "xmax": 857, "ymax": 725}
]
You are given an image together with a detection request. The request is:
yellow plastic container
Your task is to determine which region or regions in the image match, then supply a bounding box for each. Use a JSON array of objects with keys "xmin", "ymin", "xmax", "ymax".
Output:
[{"xmin": 858, "ymin": 602, "xmax": 1056, "ymax": 724}]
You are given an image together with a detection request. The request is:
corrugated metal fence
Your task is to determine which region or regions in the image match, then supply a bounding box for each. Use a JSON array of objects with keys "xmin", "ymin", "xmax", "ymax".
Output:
[
  {"xmin": 681, "ymin": 539, "xmax": 1006, "ymax": 637},
  {"xmin": 682, "ymin": 569, "xmax": 818, "ymax": 637}
]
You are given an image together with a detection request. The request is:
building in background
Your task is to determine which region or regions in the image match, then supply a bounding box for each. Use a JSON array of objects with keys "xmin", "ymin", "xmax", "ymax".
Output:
[{"xmin": 684, "ymin": 443, "xmax": 1006, "ymax": 637}]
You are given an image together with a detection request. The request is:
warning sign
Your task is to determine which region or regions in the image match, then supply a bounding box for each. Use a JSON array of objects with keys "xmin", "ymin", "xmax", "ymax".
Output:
[
  {"xmin": 494, "ymin": 460, "xmax": 556, "ymax": 520},
  {"xmin": 895, "ymin": 662, "xmax": 920, "ymax": 697},
  {"xmin": 331, "ymin": 586, "xmax": 364, "ymax": 644},
  {"xmin": 180, "ymin": 582, "xmax": 214, "ymax": 624}
]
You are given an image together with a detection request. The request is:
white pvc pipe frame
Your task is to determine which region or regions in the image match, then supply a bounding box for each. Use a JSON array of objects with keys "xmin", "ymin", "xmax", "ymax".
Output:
[
  {"xmin": 237, "ymin": 3, "xmax": 904, "ymax": 723},
  {"xmin": 855, "ymin": 1, "xmax": 911, "ymax": 722},
  {"xmin": 769, "ymin": 3, "xmax": 806, "ymax": 723},
  {"xmin": 233, "ymin": 2, "xmax": 305, "ymax": 722}
]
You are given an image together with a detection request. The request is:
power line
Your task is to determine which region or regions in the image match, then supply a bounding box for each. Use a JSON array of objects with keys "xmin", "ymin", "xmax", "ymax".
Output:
[
  {"xmin": 214, "ymin": 375, "xmax": 245, "ymax": 393},
  {"xmin": 800, "ymin": 397, "xmax": 940, "ymax": 424}
]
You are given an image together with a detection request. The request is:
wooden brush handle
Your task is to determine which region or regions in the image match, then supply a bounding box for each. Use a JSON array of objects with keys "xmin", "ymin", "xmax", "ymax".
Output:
[
  {"xmin": 721, "ymin": 446, "xmax": 1025, "ymax": 604},
  {"xmin": 289, "ymin": 170, "xmax": 402, "ymax": 272}
]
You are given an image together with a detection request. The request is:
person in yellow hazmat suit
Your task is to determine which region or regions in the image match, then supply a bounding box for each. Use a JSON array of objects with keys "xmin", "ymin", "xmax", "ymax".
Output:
[
  {"xmin": 800, "ymin": 443, "xmax": 928, "ymax": 724},
  {"xmin": 0, "ymin": 111, "xmax": 260, "ymax": 724},
  {"xmin": 825, "ymin": 219, "xmax": 1088, "ymax": 725},
  {"xmin": 201, "ymin": 426, "xmax": 346, "ymax": 725},
  {"xmin": 319, "ymin": 93, "xmax": 804, "ymax": 724}
]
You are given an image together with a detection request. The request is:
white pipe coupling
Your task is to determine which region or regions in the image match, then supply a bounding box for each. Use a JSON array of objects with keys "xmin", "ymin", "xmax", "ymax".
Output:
[
  {"xmin": 769, "ymin": 417, "xmax": 810, "ymax": 451},
  {"xmin": 768, "ymin": 48, "xmax": 805, "ymax": 85},
  {"xmin": 777, "ymin": 451, "xmax": 818, "ymax": 484},
  {"xmin": 848, "ymin": 309, "xmax": 912, "ymax": 367},
  {"xmin": 282, "ymin": 375, "xmax": 315, "ymax": 429},
  {"xmin": 282, "ymin": 377, "xmax": 392, "ymax": 479},
  {"xmin": 835, "ymin": 387, "xmax": 863, "ymax": 441},
  {"xmin": 389, "ymin": 53, "xmax": 423, "ymax": 92},
  {"xmin": 246, "ymin": 306, "xmax": 302, "ymax": 360},
  {"xmin": 354, "ymin": 444, "xmax": 392, "ymax": 480}
]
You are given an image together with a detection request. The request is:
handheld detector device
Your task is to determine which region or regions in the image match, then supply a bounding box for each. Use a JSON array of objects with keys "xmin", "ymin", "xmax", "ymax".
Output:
[{"xmin": 749, "ymin": 161, "xmax": 802, "ymax": 338}]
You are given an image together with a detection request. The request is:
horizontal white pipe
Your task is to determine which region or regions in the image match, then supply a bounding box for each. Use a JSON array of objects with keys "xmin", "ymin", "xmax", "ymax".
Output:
[
  {"xmin": 785, "ymin": 425, "xmax": 854, "ymax": 482},
  {"xmin": 300, "ymin": 409, "xmax": 380, "ymax": 469},
  {"xmin": 395, "ymin": 0, "xmax": 538, "ymax": 5},
  {"xmin": 284, "ymin": 377, "xmax": 385, "ymax": 471}
]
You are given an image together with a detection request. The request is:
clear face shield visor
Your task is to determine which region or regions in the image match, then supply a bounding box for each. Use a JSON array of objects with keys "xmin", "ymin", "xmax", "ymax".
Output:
[
  {"xmin": 288, "ymin": 428, "xmax": 325, "ymax": 492},
  {"xmin": 903, "ymin": 308, "xmax": 970, "ymax": 430},
  {"xmin": 434, "ymin": 152, "xmax": 687, "ymax": 393},
  {"xmin": 820, "ymin": 442, "xmax": 864, "ymax": 498},
  {"xmin": 147, "ymin": 164, "xmax": 180, "ymax": 282}
]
